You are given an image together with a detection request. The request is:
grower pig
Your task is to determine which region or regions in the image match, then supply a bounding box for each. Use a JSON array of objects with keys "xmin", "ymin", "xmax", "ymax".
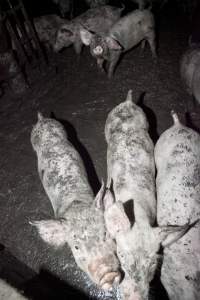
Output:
[
  {"xmin": 85, "ymin": 0, "xmax": 109, "ymax": 8},
  {"xmin": 102, "ymin": 91, "xmax": 189, "ymax": 300},
  {"xmin": 53, "ymin": 5, "xmax": 123, "ymax": 55},
  {"xmin": 30, "ymin": 113, "xmax": 121, "ymax": 290},
  {"xmin": 155, "ymin": 111, "xmax": 200, "ymax": 300},
  {"xmin": 80, "ymin": 9, "xmax": 156, "ymax": 77},
  {"xmin": 180, "ymin": 47, "xmax": 200, "ymax": 104}
]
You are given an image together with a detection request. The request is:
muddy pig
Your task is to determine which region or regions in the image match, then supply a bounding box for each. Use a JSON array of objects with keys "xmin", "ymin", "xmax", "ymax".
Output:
[
  {"xmin": 155, "ymin": 111, "xmax": 200, "ymax": 300},
  {"xmin": 180, "ymin": 46, "xmax": 200, "ymax": 105},
  {"xmin": 30, "ymin": 113, "xmax": 121, "ymax": 290},
  {"xmin": 102, "ymin": 91, "xmax": 189, "ymax": 300},
  {"xmin": 53, "ymin": 5, "xmax": 123, "ymax": 55},
  {"xmin": 80, "ymin": 9, "xmax": 156, "ymax": 78}
]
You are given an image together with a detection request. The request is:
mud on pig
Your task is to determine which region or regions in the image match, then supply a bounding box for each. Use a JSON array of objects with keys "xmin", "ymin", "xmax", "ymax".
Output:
[
  {"xmin": 102, "ymin": 91, "xmax": 189, "ymax": 300},
  {"xmin": 30, "ymin": 113, "xmax": 121, "ymax": 290},
  {"xmin": 155, "ymin": 111, "xmax": 200, "ymax": 300}
]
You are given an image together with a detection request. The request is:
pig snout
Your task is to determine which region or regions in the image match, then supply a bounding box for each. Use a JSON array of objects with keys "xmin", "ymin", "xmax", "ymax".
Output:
[{"xmin": 88, "ymin": 255, "xmax": 121, "ymax": 290}]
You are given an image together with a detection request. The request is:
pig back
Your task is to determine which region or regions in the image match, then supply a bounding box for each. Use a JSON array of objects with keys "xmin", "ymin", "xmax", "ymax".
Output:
[
  {"xmin": 155, "ymin": 123, "xmax": 200, "ymax": 300},
  {"xmin": 39, "ymin": 138, "xmax": 94, "ymax": 217},
  {"xmin": 75, "ymin": 5, "xmax": 122, "ymax": 35},
  {"xmin": 109, "ymin": 9, "xmax": 155, "ymax": 51}
]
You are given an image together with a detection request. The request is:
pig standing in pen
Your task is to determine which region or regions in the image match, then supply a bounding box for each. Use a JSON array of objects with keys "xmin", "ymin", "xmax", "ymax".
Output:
[
  {"xmin": 155, "ymin": 111, "xmax": 200, "ymax": 300},
  {"xmin": 102, "ymin": 91, "xmax": 188, "ymax": 300},
  {"xmin": 80, "ymin": 9, "xmax": 156, "ymax": 78},
  {"xmin": 53, "ymin": 5, "xmax": 124, "ymax": 55},
  {"xmin": 30, "ymin": 113, "xmax": 121, "ymax": 290},
  {"xmin": 180, "ymin": 46, "xmax": 200, "ymax": 105}
]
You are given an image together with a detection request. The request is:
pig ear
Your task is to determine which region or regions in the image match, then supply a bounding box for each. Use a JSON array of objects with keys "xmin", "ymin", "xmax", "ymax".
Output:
[
  {"xmin": 105, "ymin": 37, "xmax": 123, "ymax": 50},
  {"xmin": 37, "ymin": 112, "xmax": 43, "ymax": 122},
  {"xmin": 94, "ymin": 179, "xmax": 105, "ymax": 209},
  {"xmin": 104, "ymin": 192, "xmax": 131, "ymax": 239},
  {"xmin": 29, "ymin": 219, "xmax": 69, "ymax": 248},
  {"xmin": 155, "ymin": 223, "xmax": 191, "ymax": 248},
  {"xmin": 80, "ymin": 28, "xmax": 94, "ymax": 46}
]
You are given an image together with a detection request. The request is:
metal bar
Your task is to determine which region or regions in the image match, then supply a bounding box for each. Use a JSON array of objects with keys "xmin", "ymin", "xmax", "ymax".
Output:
[
  {"xmin": 6, "ymin": 0, "xmax": 36, "ymax": 56},
  {"xmin": 5, "ymin": 16, "xmax": 31, "ymax": 64},
  {"xmin": 19, "ymin": 0, "xmax": 47, "ymax": 64}
]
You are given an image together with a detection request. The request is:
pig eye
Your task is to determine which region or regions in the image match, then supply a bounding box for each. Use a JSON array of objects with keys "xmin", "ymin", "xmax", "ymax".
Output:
[{"xmin": 74, "ymin": 245, "xmax": 79, "ymax": 250}]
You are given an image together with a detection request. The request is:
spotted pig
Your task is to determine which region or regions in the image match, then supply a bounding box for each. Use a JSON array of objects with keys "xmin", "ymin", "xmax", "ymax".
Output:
[
  {"xmin": 80, "ymin": 9, "xmax": 156, "ymax": 77},
  {"xmin": 30, "ymin": 113, "xmax": 121, "ymax": 290},
  {"xmin": 102, "ymin": 91, "xmax": 188, "ymax": 300},
  {"xmin": 155, "ymin": 111, "xmax": 200, "ymax": 300},
  {"xmin": 53, "ymin": 5, "xmax": 123, "ymax": 55}
]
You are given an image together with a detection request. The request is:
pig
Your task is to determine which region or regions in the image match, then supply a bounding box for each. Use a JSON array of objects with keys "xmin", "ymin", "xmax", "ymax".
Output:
[
  {"xmin": 53, "ymin": 5, "xmax": 123, "ymax": 55},
  {"xmin": 0, "ymin": 279, "xmax": 28, "ymax": 300},
  {"xmin": 80, "ymin": 9, "xmax": 156, "ymax": 78},
  {"xmin": 155, "ymin": 111, "xmax": 200, "ymax": 300},
  {"xmin": 29, "ymin": 113, "xmax": 121, "ymax": 290},
  {"xmin": 51, "ymin": 0, "xmax": 74, "ymax": 19},
  {"xmin": 85, "ymin": 0, "xmax": 109, "ymax": 8},
  {"xmin": 102, "ymin": 91, "xmax": 189, "ymax": 300},
  {"xmin": 180, "ymin": 46, "xmax": 200, "ymax": 104},
  {"xmin": 14, "ymin": 15, "xmax": 65, "ymax": 51}
]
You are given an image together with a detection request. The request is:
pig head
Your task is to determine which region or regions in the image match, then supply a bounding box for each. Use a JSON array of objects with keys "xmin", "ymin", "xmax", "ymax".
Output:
[
  {"xmin": 103, "ymin": 190, "xmax": 190, "ymax": 300},
  {"xmin": 30, "ymin": 113, "xmax": 121, "ymax": 290}
]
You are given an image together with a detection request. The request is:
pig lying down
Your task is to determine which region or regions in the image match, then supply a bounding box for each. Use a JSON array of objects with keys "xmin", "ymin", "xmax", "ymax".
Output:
[
  {"xmin": 103, "ymin": 91, "xmax": 190, "ymax": 300},
  {"xmin": 53, "ymin": 5, "xmax": 123, "ymax": 55},
  {"xmin": 30, "ymin": 113, "xmax": 121, "ymax": 290},
  {"xmin": 180, "ymin": 46, "xmax": 200, "ymax": 105},
  {"xmin": 155, "ymin": 111, "xmax": 200, "ymax": 300},
  {"xmin": 80, "ymin": 9, "xmax": 157, "ymax": 77}
]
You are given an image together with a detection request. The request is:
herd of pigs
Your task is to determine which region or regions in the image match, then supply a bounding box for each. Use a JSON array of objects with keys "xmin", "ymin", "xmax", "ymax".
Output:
[{"xmin": 2, "ymin": 1, "xmax": 200, "ymax": 300}]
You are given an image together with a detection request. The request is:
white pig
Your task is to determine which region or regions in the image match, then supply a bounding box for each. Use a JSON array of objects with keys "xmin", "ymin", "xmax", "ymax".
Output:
[
  {"xmin": 30, "ymin": 113, "xmax": 121, "ymax": 290},
  {"xmin": 180, "ymin": 46, "xmax": 200, "ymax": 105},
  {"xmin": 53, "ymin": 5, "xmax": 123, "ymax": 55},
  {"xmin": 80, "ymin": 9, "xmax": 156, "ymax": 77},
  {"xmin": 102, "ymin": 91, "xmax": 188, "ymax": 300},
  {"xmin": 155, "ymin": 111, "xmax": 200, "ymax": 300}
]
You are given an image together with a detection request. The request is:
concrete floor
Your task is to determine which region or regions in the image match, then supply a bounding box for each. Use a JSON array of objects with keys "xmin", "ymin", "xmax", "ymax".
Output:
[{"xmin": 0, "ymin": 5, "xmax": 199, "ymax": 300}]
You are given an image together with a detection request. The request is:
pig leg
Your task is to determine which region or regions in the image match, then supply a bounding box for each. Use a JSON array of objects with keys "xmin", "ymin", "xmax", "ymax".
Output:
[
  {"xmin": 140, "ymin": 39, "xmax": 146, "ymax": 54},
  {"xmin": 74, "ymin": 39, "xmax": 83, "ymax": 56},
  {"xmin": 97, "ymin": 58, "xmax": 105, "ymax": 73},
  {"xmin": 146, "ymin": 32, "xmax": 157, "ymax": 60},
  {"xmin": 107, "ymin": 51, "xmax": 121, "ymax": 78}
]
